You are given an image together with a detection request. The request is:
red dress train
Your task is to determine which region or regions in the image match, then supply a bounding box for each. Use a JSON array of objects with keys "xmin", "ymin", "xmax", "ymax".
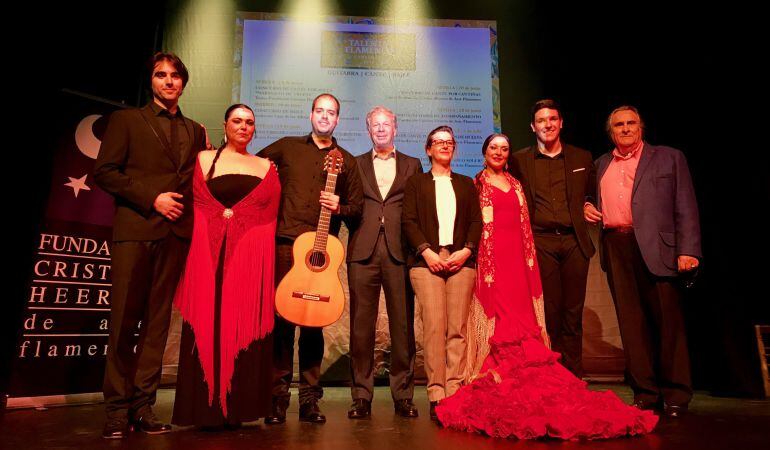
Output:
[{"xmin": 436, "ymin": 174, "xmax": 657, "ymax": 440}]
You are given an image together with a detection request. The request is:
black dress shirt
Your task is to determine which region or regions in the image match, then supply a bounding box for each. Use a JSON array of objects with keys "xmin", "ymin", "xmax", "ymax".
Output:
[
  {"xmin": 259, "ymin": 134, "xmax": 363, "ymax": 240},
  {"xmin": 148, "ymin": 101, "xmax": 191, "ymax": 162},
  {"xmin": 533, "ymin": 151, "xmax": 572, "ymax": 230}
]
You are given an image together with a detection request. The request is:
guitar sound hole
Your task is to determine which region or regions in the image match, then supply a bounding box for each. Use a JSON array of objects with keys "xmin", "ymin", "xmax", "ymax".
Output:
[{"xmin": 309, "ymin": 251, "xmax": 327, "ymax": 268}]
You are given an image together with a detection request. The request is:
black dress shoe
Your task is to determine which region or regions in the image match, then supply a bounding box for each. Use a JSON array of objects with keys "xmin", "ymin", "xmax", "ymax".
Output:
[
  {"xmin": 663, "ymin": 404, "xmax": 688, "ymax": 418},
  {"xmin": 429, "ymin": 401, "xmax": 439, "ymax": 421},
  {"xmin": 394, "ymin": 399, "xmax": 419, "ymax": 418},
  {"xmin": 632, "ymin": 399, "xmax": 660, "ymax": 411},
  {"xmin": 102, "ymin": 418, "xmax": 130, "ymax": 439},
  {"xmin": 299, "ymin": 400, "xmax": 326, "ymax": 423},
  {"xmin": 224, "ymin": 420, "xmax": 242, "ymax": 430},
  {"xmin": 347, "ymin": 399, "xmax": 371, "ymax": 419},
  {"xmin": 133, "ymin": 410, "xmax": 172, "ymax": 435},
  {"xmin": 265, "ymin": 396, "xmax": 289, "ymax": 425}
]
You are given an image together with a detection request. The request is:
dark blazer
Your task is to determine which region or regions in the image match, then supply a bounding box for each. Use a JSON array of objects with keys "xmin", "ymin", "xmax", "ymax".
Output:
[
  {"xmin": 594, "ymin": 143, "xmax": 702, "ymax": 277},
  {"xmin": 509, "ymin": 143, "xmax": 596, "ymax": 259},
  {"xmin": 348, "ymin": 151, "xmax": 423, "ymax": 263},
  {"xmin": 401, "ymin": 171, "xmax": 482, "ymax": 269},
  {"xmin": 93, "ymin": 104, "xmax": 206, "ymax": 241}
]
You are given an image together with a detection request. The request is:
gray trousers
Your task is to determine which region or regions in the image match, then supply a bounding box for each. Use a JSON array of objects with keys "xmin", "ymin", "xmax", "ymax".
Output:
[{"xmin": 348, "ymin": 231, "xmax": 416, "ymax": 402}]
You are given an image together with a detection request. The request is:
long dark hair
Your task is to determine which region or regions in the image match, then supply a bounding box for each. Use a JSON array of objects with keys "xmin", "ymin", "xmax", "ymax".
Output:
[{"xmin": 206, "ymin": 103, "xmax": 255, "ymax": 180}]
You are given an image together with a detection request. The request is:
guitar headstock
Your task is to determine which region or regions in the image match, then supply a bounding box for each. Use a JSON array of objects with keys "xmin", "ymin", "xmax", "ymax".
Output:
[{"xmin": 324, "ymin": 149, "xmax": 344, "ymax": 175}]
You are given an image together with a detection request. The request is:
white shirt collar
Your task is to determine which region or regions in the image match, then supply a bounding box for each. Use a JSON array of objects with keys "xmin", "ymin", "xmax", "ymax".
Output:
[{"xmin": 372, "ymin": 147, "xmax": 397, "ymax": 160}]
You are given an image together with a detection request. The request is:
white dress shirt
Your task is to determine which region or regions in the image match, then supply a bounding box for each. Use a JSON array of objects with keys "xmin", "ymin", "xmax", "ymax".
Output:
[
  {"xmin": 372, "ymin": 148, "xmax": 397, "ymax": 199},
  {"xmin": 433, "ymin": 174, "xmax": 456, "ymax": 246}
]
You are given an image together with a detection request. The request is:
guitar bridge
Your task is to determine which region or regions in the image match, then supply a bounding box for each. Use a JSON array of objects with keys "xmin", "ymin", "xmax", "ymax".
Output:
[{"xmin": 292, "ymin": 291, "xmax": 330, "ymax": 302}]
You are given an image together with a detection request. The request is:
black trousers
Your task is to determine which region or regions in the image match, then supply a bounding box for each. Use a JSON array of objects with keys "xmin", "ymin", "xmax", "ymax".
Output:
[
  {"xmin": 348, "ymin": 231, "xmax": 416, "ymax": 402},
  {"xmin": 103, "ymin": 234, "xmax": 188, "ymax": 419},
  {"xmin": 272, "ymin": 241, "xmax": 324, "ymax": 404},
  {"xmin": 534, "ymin": 232, "xmax": 589, "ymax": 377},
  {"xmin": 602, "ymin": 230, "xmax": 692, "ymax": 407}
]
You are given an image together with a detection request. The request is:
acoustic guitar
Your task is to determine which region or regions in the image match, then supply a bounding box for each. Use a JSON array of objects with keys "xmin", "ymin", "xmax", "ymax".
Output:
[{"xmin": 274, "ymin": 149, "xmax": 346, "ymax": 327}]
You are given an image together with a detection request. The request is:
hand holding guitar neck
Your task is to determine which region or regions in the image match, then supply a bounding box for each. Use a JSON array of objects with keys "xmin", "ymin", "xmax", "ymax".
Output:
[{"xmin": 274, "ymin": 150, "xmax": 346, "ymax": 327}]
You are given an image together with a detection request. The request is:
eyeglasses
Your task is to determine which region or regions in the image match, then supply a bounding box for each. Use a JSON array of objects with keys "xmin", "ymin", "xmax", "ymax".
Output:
[{"xmin": 431, "ymin": 139, "xmax": 456, "ymax": 148}]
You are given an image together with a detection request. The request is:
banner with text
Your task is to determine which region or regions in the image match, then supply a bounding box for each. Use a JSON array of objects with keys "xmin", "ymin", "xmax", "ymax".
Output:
[
  {"xmin": 9, "ymin": 92, "xmax": 121, "ymax": 398},
  {"xmin": 234, "ymin": 14, "xmax": 500, "ymax": 177}
]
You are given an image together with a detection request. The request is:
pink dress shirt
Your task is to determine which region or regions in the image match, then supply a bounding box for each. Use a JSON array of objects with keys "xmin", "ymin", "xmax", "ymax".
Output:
[{"xmin": 600, "ymin": 142, "xmax": 644, "ymax": 228}]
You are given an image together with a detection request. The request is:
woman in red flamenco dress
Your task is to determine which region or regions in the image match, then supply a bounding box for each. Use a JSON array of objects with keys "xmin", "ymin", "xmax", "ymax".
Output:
[{"xmin": 435, "ymin": 134, "xmax": 658, "ymax": 440}]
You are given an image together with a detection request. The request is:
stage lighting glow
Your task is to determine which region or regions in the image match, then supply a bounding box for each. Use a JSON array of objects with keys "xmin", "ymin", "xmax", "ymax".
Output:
[
  {"xmin": 379, "ymin": 0, "xmax": 432, "ymax": 24},
  {"xmin": 278, "ymin": 0, "xmax": 339, "ymax": 20}
]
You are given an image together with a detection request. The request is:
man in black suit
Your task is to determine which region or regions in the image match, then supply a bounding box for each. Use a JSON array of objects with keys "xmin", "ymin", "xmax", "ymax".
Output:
[
  {"xmin": 347, "ymin": 106, "xmax": 423, "ymax": 419},
  {"xmin": 508, "ymin": 99, "xmax": 595, "ymax": 377},
  {"xmin": 94, "ymin": 52, "xmax": 205, "ymax": 439}
]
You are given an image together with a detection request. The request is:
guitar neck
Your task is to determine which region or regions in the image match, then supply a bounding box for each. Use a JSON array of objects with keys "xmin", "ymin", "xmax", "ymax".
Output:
[{"xmin": 314, "ymin": 173, "xmax": 338, "ymax": 251}]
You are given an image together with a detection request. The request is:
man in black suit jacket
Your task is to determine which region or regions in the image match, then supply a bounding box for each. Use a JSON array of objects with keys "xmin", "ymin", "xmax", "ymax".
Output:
[
  {"xmin": 347, "ymin": 106, "xmax": 422, "ymax": 419},
  {"xmin": 508, "ymin": 99, "xmax": 595, "ymax": 377},
  {"xmin": 93, "ymin": 52, "xmax": 205, "ymax": 439}
]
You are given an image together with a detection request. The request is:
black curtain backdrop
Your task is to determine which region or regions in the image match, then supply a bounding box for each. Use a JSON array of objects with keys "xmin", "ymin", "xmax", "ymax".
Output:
[{"xmin": 6, "ymin": 1, "xmax": 766, "ymax": 401}]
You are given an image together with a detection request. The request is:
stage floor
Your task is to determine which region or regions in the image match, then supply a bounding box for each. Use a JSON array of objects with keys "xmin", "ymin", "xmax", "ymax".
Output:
[{"xmin": 1, "ymin": 385, "xmax": 768, "ymax": 450}]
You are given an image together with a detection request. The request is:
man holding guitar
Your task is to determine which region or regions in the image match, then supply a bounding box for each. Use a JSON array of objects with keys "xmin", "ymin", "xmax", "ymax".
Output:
[{"xmin": 259, "ymin": 93, "xmax": 363, "ymax": 424}]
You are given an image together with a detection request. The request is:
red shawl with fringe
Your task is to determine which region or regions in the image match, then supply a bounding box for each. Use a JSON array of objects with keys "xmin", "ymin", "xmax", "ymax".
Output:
[{"xmin": 174, "ymin": 161, "xmax": 280, "ymax": 417}]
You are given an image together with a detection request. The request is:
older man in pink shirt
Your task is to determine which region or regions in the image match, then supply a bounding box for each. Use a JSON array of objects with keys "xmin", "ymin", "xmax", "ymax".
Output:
[{"xmin": 584, "ymin": 105, "xmax": 701, "ymax": 418}]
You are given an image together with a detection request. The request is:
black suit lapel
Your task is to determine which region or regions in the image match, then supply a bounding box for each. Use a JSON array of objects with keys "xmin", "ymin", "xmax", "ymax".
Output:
[
  {"xmin": 138, "ymin": 106, "xmax": 178, "ymax": 167},
  {"xmin": 596, "ymin": 154, "xmax": 612, "ymax": 210},
  {"xmin": 384, "ymin": 152, "xmax": 408, "ymax": 201},
  {"xmin": 563, "ymin": 145, "xmax": 576, "ymax": 201},
  {"xmin": 426, "ymin": 174, "xmax": 439, "ymax": 235},
  {"xmin": 597, "ymin": 155, "xmax": 610, "ymax": 181},
  {"xmin": 450, "ymin": 173, "xmax": 463, "ymax": 243},
  {"xmin": 360, "ymin": 153, "xmax": 383, "ymax": 201}
]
